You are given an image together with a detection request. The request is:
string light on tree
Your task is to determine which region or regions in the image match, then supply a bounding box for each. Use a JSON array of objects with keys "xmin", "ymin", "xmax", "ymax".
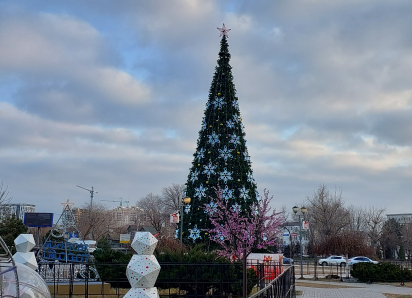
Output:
[{"xmin": 182, "ymin": 24, "xmax": 258, "ymax": 244}]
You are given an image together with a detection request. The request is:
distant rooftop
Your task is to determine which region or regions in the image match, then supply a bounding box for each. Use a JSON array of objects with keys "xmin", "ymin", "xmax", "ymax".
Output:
[{"xmin": 386, "ymin": 213, "xmax": 412, "ymax": 216}]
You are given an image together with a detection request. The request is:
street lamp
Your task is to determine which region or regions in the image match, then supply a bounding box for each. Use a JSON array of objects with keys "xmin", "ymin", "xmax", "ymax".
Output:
[
  {"xmin": 180, "ymin": 196, "xmax": 191, "ymax": 248},
  {"xmin": 292, "ymin": 205, "xmax": 307, "ymax": 279}
]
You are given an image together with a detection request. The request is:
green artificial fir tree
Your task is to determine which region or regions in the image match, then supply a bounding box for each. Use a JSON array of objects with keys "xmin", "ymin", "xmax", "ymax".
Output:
[
  {"xmin": 182, "ymin": 24, "xmax": 258, "ymax": 244},
  {"xmin": 0, "ymin": 215, "xmax": 28, "ymax": 253}
]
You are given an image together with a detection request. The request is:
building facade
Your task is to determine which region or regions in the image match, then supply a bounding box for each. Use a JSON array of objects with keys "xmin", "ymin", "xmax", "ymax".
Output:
[
  {"xmin": 0, "ymin": 203, "xmax": 36, "ymax": 222},
  {"xmin": 281, "ymin": 221, "xmax": 309, "ymax": 255},
  {"xmin": 386, "ymin": 213, "xmax": 412, "ymax": 225},
  {"xmin": 110, "ymin": 206, "xmax": 145, "ymax": 228}
]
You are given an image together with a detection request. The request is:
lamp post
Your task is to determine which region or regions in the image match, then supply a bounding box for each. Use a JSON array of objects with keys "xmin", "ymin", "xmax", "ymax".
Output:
[
  {"xmin": 180, "ymin": 196, "xmax": 191, "ymax": 248},
  {"xmin": 292, "ymin": 205, "xmax": 307, "ymax": 279}
]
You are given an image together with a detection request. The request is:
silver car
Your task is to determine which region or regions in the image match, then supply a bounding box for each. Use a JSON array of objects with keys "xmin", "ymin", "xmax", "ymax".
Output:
[
  {"xmin": 347, "ymin": 256, "xmax": 378, "ymax": 265},
  {"xmin": 318, "ymin": 255, "xmax": 347, "ymax": 267}
]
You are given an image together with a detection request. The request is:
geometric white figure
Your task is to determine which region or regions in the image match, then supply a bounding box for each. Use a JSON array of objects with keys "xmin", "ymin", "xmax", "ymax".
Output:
[
  {"xmin": 123, "ymin": 287, "xmax": 159, "ymax": 298},
  {"xmin": 131, "ymin": 232, "xmax": 158, "ymax": 255},
  {"xmin": 13, "ymin": 252, "xmax": 38, "ymax": 270},
  {"xmin": 126, "ymin": 255, "xmax": 161, "ymax": 288},
  {"xmin": 14, "ymin": 234, "xmax": 36, "ymax": 253}
]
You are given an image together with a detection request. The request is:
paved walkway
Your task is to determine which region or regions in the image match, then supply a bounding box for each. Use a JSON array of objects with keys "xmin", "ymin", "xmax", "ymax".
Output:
[{"xmin": 296, "ymin": 279, "xmax": 412, "ymax": 297}]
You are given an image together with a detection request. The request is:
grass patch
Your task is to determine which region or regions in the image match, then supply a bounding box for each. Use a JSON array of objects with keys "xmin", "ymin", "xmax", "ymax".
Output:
[{"xmin": 378, "ymin": 282, "xmax": 412, "ymax": 288}]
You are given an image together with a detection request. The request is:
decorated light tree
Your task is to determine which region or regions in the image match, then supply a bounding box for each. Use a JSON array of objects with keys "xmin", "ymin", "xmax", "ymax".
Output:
[{"xmin": 182, "ymin": 25, "xmax": 258, "ymax": 244}]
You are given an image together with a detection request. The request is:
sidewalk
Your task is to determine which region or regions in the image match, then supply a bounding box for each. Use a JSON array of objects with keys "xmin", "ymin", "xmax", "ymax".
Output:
[{"xmin": 296, "ymin": 278, "xmax": 412, "ymax": 297}]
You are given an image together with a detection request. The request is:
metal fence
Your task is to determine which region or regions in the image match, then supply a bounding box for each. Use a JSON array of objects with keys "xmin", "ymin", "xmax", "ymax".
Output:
[
  {"xmin": 40, "ymin": 261, "xmax": 295, "ymax": 298},
  {"xmin": 293, "ymin": 260, "xmax": 349, "ymax": 280},
  {"xmin": 291, "ymin": 259, "xmax": 412, "ymax": 284},
  {"xmin": 387, "ymin": 260, "xmax": 412, "ymax": 270},
  {"xmin": 249, "ymin": 266, "xmax": 295, "ymax": 298}
]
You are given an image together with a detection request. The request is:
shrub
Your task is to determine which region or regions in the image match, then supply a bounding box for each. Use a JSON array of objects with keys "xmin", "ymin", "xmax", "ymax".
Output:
[
  {"xmin": 351, "ymin": 262, "xmax": 412, "ymax": 283},
  {"xmin": 156, "ymin": 245, "xmax": 257, "ymax": 296},
  {"xmin": 93, "ymin": 248, "xmax": 132, "ymax": 287}
]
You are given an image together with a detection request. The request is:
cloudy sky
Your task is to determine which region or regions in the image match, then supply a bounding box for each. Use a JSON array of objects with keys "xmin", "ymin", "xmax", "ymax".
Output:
[{"xmin": 1, "ymin": 0, "xmax": 411, "ymax": 218}]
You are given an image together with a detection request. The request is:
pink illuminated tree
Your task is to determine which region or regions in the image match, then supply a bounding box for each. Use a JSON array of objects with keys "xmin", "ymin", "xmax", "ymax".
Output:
[{"xmin": 204, "ymin": 188, "xmax": 284, "ymax": 260}]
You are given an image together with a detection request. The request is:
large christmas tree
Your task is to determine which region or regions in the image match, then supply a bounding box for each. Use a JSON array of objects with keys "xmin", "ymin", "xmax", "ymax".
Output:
[{"xmin": 182, "ymin": 25, "xmax": 258, "ymax": 244}]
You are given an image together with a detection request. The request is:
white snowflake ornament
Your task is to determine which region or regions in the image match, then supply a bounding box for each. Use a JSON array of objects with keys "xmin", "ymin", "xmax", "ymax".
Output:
[
  {"xmin": 131, "ymin": 232, "xmax": 158, "ymax": 255},
  {"xmin": 188, "ymin": 225, "xmax": 201, "ymax": 242}
]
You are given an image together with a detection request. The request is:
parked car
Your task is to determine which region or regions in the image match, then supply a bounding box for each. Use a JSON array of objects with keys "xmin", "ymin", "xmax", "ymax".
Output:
[
  {"xmin": 283, "ymin": 257, "xmax": 293, "ymax": 265},
  {"xmin": 347, "ymin": 256, "xmax": 378, "ymax": 265},
  {"xmin": 318, "ymin": 255, "xmax": 347, "ymax": 267}
]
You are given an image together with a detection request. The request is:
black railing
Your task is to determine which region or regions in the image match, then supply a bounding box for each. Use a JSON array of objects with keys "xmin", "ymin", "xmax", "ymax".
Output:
[
  {"xmin": 387, "ymin": 260, "xmax": 412, "ymax": 270},
  {"xmin": 248, "ymin": 266, "xmax": 295, "ymax": 298},
  {"xmin": 40, "ymin": 261, "xmax": 294, "ymax": 298},
  {"xmin": 289, "ymin": 258, "xmax": 412, "ymax": 284}
]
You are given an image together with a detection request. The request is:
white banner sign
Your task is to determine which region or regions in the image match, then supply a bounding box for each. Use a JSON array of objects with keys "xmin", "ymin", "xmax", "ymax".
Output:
[
  {"xmin": 170, "ymin": 213, "xmax": 179, "ymax": 223},
  {"xmin": 120, "ymin": 234, "xmax": 130, "ymax": 243},
  {"xmin": 303, "ymin": 221, "xmax": 309, "ymax": 230}
]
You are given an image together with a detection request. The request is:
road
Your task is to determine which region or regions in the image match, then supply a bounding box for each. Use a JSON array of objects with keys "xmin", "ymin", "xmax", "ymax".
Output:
[{"xmin": 296, "ymin": 279, "xmax": 412, "ymax": 297}]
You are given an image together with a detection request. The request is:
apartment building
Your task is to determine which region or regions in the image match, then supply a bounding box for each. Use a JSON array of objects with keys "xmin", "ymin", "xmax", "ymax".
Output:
[{"xmin": 0, "ymin": 203, "xmax": 36, "ymax": 222}]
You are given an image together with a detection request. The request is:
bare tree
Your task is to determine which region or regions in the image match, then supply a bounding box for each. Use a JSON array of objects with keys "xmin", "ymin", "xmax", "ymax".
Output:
[
  {"xmin": 76, "ymin": 202, "xmax": 110, "ymax": 240},
  {"xmin": 364, "ymin": 207, "xmax": 386, "ymax": 256},
  {"xmin": 0, "ymin": 181, "xmax": 12, "ymax": 205},
  {"xmin": 306, "ymin": 184, "xmax": 351, "ymax": 255},
  {"xmin": 307, "ymin": 185, "xmax": 351, "ymax": 237},
  {"xmin": 137, "ymin": 193, "xmax": 167, "ymax": 234},
  {"xmin": 161, "ymin": 183, "xmax": 186, "ymax": 213},
  {"xmin": 347, "ymin": 205, "xmax": 367, "ymax": 232}
]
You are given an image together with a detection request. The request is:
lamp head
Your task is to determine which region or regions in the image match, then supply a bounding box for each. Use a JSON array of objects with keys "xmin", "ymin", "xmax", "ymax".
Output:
[
  {"xmin": 301, "ymin": 206, "xmax": 307, "ymax": 214},
  {"xmin": 183, "ymin": 196, "xmax": 191, "ymax": 204},
  {"xmin": 292, "ymin": 206, "xmax": 299, "ymax": 214}
]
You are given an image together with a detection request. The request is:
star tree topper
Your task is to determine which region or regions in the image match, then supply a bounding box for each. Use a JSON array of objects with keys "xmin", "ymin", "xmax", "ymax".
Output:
[
  {"xmin": 62, "ymin": 199, "xmax": 74, "ymax": 208},
  {"xmin": 217, "ymin": 23, "xmax": 231, "ymax": 38}
]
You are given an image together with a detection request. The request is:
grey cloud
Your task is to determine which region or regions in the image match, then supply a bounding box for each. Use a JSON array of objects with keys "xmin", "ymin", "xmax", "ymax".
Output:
[
  {"xmin": 1, "ymin": 0, "xmax": 412, "ymax": 217},
  {"xmin": 367, "ymin": 110, "xmax": 412, "ymax": 146}
]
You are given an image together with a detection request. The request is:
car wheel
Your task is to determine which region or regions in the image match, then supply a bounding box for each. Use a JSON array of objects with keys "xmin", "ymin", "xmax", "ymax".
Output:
[
  {"xmin": 340, "ymin": 262, "xmax": 346, "ymax": 267},
  {"xmin": 322, "ymin": 261, "xmax": 327, "ymax": 266}
]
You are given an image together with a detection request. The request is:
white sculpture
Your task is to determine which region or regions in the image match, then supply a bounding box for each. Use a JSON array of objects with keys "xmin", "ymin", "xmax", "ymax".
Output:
[
  {"xmin": 123, "ymin": 287, "xmax": 159, "ymax": 298},
  {"xmin": 131, "ymin": 232, "xmax": 158, "ymax": 255},
  {"xmin": 14, "ymin": 234, "xmax": 35, "ymax": 253},
  {"xmin": 13, "ymin": 234, "xmax": 38, "ymax": 270},
  {"xmin": 126, "ymin": 255, "xmax": 160, "ymax": 288},
  {"xmin": 125, "ymin": 232, "xmax": 160, "ymax": 298},
  {"xmin": 12, "ymin": 252, "xmax": 38, "ymax": 271}
]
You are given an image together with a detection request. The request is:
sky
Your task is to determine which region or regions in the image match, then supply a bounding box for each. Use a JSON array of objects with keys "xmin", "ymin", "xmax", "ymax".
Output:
[{"xmin": 1, "ymin": 0, "xmax": 411, "ymax": 218}]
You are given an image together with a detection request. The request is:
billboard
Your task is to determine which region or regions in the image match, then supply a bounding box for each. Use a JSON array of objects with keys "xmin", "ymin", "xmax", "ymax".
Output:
[
  {"xmin": 24, "ymin": 213, "xmax": 53, "ymax": 227},
  {"xmin": 120, "ymin": 234, "xmax": 130, "ymax": 243}
]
